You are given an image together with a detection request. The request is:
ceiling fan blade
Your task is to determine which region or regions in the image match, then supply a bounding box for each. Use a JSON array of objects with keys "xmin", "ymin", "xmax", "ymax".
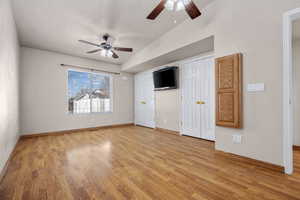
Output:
[
  {"xmin": 147, "ymin": 0, "xmax": 166, "ymax": 20},
  {"xmin": 87, "ymin": 49, "xmax": 102, "ymax": 54},
  {"xmin": 78, "ymin": 40, "xmax": 101, "ymax": 47},
  {"xmin": 182, "ymin": 0, "xmax": 201, "ymax": 20},
  {"xmin": 111, "ymin": 51, "xmax": 119, "ymax": 59},
  {"xmin": 113, "ymin": 47, "xmax": 133, "ymax": 52}
]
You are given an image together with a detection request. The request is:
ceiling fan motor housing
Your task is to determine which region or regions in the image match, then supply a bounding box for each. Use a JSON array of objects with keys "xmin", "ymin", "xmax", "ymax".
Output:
[
  {"xmin": 101, "ymin": 43, "xmax": 112, "ymax": 50},
  {"xmin": 102, "ymin": 34, "xmax": 115, "ymax": 46}
]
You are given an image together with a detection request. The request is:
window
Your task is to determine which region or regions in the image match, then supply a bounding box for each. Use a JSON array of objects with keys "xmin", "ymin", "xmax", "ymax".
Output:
[{"xmin": 68, "ymin": 70, "xmax": 112, "ymax": 114}]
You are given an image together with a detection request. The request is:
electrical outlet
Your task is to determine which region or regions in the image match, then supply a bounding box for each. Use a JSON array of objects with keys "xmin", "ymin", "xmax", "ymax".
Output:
[{"xmin": 232, "ymin": 134, "xmax": 242, "ymax": 144}]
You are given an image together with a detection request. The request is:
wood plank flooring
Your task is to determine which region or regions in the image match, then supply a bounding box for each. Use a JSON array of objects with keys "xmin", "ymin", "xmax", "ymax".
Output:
[{"xmin": 0, "ymin": 126, "xmax": 300, "ymax": 200}]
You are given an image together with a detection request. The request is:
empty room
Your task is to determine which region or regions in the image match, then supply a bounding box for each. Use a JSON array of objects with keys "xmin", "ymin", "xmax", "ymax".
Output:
[{"xmin": 1, "ymin": 0, "xmax": 300, "ymax": 199}]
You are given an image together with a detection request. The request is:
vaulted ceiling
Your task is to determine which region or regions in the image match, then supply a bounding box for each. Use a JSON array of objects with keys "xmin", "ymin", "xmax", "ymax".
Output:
[{"xmin": 12, "ymin": 0, "xmax": 213, "ymax": 65}]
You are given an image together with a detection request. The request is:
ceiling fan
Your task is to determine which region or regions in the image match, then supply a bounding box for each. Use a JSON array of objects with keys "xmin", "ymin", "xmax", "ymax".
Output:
[
  {"xmin": 147, "ymin": 0, "xmax": 201, "ymax": 20},
  {"xmin": 78, "ymin": 34, "xmax": 133, "ymax": 59}
]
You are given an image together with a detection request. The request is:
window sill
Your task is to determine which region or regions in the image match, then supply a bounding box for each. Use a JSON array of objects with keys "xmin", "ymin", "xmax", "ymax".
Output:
[{"xmin": 67, "ymin": 111, "xmax": 113, "ymax": 115}]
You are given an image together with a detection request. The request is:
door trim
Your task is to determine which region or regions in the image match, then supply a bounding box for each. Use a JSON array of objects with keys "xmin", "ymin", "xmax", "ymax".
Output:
[{"xmin": 282, "ymin": 7, "xmax": 300, "ymax": 174}]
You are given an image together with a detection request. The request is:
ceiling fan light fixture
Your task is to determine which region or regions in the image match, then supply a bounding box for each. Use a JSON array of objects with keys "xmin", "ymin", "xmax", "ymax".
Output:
[
  {"xmin": 101, "ymin": 49, "xmax": 113, "ymax": 57},
  {"xmin": 165, "ymin": 0, "xmax": 175, "ymax": 11},
  {"xmin": 107, "ymin": 50, "xmax": 113, "ymax": 57},
  {"xmin": 175, "ymin": 1, "xmax": 185, "ymax": 11},
  {"xmin": 165, "ymin": 0, "xmax": 185, "ymax": 11}
]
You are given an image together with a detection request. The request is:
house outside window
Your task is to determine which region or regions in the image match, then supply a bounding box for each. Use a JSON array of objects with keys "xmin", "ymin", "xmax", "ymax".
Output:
[{"xmin": 68, "ymin": 70, "xmax": 112, "ymax": 114}]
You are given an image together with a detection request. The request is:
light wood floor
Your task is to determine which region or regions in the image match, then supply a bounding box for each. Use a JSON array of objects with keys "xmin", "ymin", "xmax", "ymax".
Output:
[{"xmin": 1, "ymin": 126, "xmax": 300, "ymax": 200}]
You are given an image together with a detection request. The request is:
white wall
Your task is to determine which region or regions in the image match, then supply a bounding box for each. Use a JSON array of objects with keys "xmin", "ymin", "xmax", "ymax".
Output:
[
  {"xmin": 20, "ymin": 47, "xmax": 134, "ymax": 135},
  {"xmin": 123, "ymin": 0, "xmax": 300, "ymax": 166},
  {"xmin": 153, "ymin": 62, "xmax": 181, "ymax": 132},
  {"xmin": 0, "ymin": 0, "xmax": 20, "ymax": 172},
  {"xmin": 293, "ymin": 39, "xmax": 300, "ymax": 146},
  {"xmin": 155, "ymin": 89, "xmax": 180, "ymax": 132}
]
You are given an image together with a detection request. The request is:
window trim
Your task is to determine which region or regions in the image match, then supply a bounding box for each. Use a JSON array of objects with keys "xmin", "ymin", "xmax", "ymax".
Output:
[{"xmin": 66, "ymin": 68, "xmax": 113, "ymax": 115}]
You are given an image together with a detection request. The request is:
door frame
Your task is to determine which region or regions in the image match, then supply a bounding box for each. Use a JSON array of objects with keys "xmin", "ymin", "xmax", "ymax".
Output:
[
  {"xmin": 282, "ymin": 8, "xmax": 300, "ymax": 174},
  {"xmin": 179, "ymin": 54, "xmax": 215, "ymax": 139}
]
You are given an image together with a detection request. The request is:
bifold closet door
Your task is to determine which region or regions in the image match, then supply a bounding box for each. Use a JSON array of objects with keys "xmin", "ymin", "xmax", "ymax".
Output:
[
  {"xmin": 181, "ymin": 57, "xmax": 215, "ymax": 141},
  {"xmin": 134, "ymin": 71, "xmax": 155, "ymax": 128}
]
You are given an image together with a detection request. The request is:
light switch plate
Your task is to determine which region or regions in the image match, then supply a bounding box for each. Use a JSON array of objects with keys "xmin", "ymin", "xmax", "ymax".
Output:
[{"xmin": 247, "ymin": 83, "xmax": 265, "ymax": 92}]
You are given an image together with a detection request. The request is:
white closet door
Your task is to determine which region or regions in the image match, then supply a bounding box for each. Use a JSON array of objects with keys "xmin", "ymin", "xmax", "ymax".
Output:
[
  {"xmin": 181, "ymin": 57, "xmax": 215, "ymax": 141},
  {"xmin": 135, "ymin": 71, "xmax": 155, "ymax": 128},
  {"xmin": 182, "ymin": 61, "xmax": 201, "ymax": 138}
]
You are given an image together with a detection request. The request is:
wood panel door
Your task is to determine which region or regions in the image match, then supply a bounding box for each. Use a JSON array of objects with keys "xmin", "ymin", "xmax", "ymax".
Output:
[
  {"xmin": 181, "ymin": 57, "xmax": 215, "ymax": 141},
  {"xmin": 215, "ymin": 53, "xmax": 242, "ymax": 128},
  {"xmin": 134, "ymin": 71, "xmax": 156, "ymax": 128}
]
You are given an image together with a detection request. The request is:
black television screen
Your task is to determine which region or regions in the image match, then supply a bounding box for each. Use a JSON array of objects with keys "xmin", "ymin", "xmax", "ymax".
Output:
[{"xmin": 153, "ymin": 67, "xmax": 178, "ymax": 91}]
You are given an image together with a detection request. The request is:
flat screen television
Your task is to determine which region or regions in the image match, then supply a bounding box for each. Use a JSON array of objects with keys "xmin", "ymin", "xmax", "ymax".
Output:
[{"xmin": 153, "ymin": 67, "xmax": 178, "ymax": 91}]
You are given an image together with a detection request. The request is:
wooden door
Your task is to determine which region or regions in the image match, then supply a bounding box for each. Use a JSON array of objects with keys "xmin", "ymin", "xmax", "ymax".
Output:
[{"xmin": 215, "ymin": 53, "xmax": 242, "ymax": 128}]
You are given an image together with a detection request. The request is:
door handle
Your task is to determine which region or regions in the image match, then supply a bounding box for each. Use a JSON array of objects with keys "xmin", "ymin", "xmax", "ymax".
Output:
[{"xmin": 196, "ymin": 101, "xmax": 205, "ymax": 105}]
